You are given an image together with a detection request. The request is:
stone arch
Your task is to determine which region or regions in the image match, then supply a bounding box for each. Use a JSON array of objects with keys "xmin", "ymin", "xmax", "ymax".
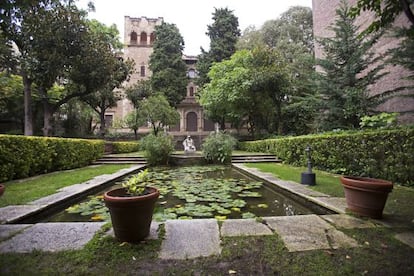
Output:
[
  {"xmin": 140, "ymin": 32, "xmax": 147, "ymax": 45},
  {"xmin": 130, "ymin": 31, "xmax": 137, "ymax": 44},
  {"xmin": 186, "ymin": 112, "xmax": 198, "ymax": 131}
]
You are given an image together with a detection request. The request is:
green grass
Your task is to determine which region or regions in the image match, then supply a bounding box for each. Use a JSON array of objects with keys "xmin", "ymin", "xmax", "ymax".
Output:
[
  {"xmin": 245, "ymin": 162, "xmax": 344, "ymax": 197},
  {"xmin": 1, "ymin": 223, "xmax": 413, "ymax": 275},
  {"xmin": 0, "ymin": 164, "xmax": 133, "ymax": 207}
]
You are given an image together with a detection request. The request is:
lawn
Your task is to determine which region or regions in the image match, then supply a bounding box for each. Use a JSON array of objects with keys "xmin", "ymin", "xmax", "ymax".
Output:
[
  {"xmin": 0, "ymin": 164, "xmax": 134, "ymax": 207},
  {"xmin": 245, "ymin": 162, "xmax": 345, "ymax": 197}
]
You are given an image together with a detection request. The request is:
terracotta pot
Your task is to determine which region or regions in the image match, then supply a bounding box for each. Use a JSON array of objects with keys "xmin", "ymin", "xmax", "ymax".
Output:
[
  {"xmin": 340, "ymin": 176, "xmax": 393, "ymax": 219},
  {"xmin": 104, "ymin": 187, "xmax": 159, "ymax": 243},
  {"xmin": 0, "ymin": 184, "xmax": 4, "ymax": 197}
]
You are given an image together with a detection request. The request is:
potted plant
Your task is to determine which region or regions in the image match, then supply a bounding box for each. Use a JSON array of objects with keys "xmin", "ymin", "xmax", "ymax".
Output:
[
  {"xmin": 0, "ymin": 184, "xmax": 5, "ymax": 197},
  {"xmin": 104, "ymin": 169, "xmax": 159, "ymax": 242},
  {"xmin": 340, "ymin": 176, "xmax": 393, "ymax": 219}
]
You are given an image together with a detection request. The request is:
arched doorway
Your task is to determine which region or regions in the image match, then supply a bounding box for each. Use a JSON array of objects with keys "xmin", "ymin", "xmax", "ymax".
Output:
[{"xmin": 186, "ymin": 112, "xmax": 197, "ymax": 131}]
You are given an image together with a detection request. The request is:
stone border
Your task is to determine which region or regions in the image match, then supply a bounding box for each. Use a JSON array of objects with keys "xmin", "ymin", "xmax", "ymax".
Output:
[
  {"xmin": 0, "ymin": 165, "xmax": 146, "ymax": 224},
  {"xmin": 232, "ymin": 163, "xmax": 346, "ymax": 215}
]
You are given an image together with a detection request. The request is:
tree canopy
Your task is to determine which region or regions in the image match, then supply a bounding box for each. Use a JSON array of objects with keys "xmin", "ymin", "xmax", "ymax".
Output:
[
  {"xmin": 149, "ymin": 22, "xmax": 188, "ymax": 107},
  {"xmin": 197, "ymin": 8, "xmax": 240, "ymax": 86}
]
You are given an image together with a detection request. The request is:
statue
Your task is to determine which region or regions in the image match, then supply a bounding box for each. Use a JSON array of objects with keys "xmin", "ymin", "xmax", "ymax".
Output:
[{"xmin": 183, "ymin": 135, "xmax": 196, "ymax": 153}]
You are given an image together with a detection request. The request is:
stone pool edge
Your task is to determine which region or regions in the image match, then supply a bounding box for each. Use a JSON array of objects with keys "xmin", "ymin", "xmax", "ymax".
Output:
[
  {"xmin": 0, "ymin": 165, "xmax": 146, "ymax": 224},
  {"xmin": 231, "ymin": 163, "xmax": 347, "ymax": 215}
]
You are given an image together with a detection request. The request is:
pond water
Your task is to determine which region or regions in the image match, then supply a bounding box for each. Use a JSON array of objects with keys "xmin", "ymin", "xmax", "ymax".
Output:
[{"xmin": 47, "ymin": 166, "xmax": 317, "ymax": 222}]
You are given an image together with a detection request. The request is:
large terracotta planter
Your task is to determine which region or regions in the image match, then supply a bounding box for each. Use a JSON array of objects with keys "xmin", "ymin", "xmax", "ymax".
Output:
[
  {"xmin": 0, "ymin": 184, "xmax": 5, "ymax": 197},
  {"xmin": 340, "ymin": 176, "xmax": 393, "ymax": 219},
  {"xmin": 104, "ymin": 187, "xmax": 159, "ymax": 243}
]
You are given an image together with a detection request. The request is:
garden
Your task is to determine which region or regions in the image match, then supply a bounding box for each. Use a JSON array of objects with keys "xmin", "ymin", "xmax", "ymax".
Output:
[{"xmin": 1, "ymin": 0, "xmax": 414, "ymax": 274}]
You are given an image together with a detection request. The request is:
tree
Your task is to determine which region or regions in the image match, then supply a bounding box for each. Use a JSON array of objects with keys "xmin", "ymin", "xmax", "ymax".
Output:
[
  {"xmin": 149, "ymin": 22, "xmax": 187, "ymax": 107},
  {"xmin": 79, "ymin": 20, "xmax": 133, "ymax": 137},
  {"xmin": 124, "ymin": 109, "xmax": 143, "ymax": 140},
  {"xmin": 199, "ymin": 47, "xmax": 291, "ymax": 137},
  {"xmin": 136, "ymin": 94, "xmax": 180, "ymax": 136},
  {"xmin": 197, "ymin": 8, "xmax": 241, "ymax": 86},
  {"xmin": 350, "ymin": 0, "xmax": 414, "ymax": 34},
  {"xmin": 125, "ymin": 80, "xmax": 152, "ymax": 108},
  {"xmin": 0, "ymin": 72, "xmax": 24, "ymax": 132},
  {"xmin": 0, "ymin": 0, "xmax": 62, "ymax": 135},
  {"xmin": 316, "ymin": 0, "xmax": 386, "ymax": 130},
  {"xmin": 236, "ymin": 6, "xmax": 317, "ymax": 135}
]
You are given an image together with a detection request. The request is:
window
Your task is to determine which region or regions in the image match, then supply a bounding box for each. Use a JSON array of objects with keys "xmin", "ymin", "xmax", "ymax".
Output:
[
  {"xmin": 189, "ymin": 87, "xmax": 194, "ymax": 97},
  {"xmin": 140, "ymin": 66, "xmax": 145, "ymax": 77},
  {"xmin": 140, "ymin": 32, "xmax": 147, "ymax": 45},
  {"xmin": 130, "ymin": 32, "xmax": 137, "ymax": 44},
  {"xmin": 150, "ymin": 32, "xmax": 156, "ymax": 44}
]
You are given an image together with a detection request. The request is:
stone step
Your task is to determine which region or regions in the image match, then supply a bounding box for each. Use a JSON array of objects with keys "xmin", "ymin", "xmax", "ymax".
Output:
[
  {"xmin": 93, "ymin": 160, "xmax": 147, "ymax": 165},
  {"xmin": 231, "ymin": 154, "xmax": 281, "ymax": 163}
]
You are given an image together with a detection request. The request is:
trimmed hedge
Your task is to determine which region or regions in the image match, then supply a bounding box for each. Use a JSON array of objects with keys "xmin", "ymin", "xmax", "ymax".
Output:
[
  {"xmin": 239, "ymin": 128, "xmax": 414, "ymax": 186},
  {"xmin": 112, "ymin": 141, "xmax": 140, "ymax": 154},
  {"xmin": 0, "ymin": 135, "xmax": 104, "ymax": 182}
]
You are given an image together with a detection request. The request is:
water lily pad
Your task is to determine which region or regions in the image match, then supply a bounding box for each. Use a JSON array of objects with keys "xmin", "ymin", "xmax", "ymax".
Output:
[{"xmin": 242, "ymin": 212, "xmax": 256, "ymax": 219}]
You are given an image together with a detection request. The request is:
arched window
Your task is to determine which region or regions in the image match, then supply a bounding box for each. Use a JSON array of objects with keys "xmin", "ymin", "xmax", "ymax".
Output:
[
  {"xmin": 189, "ymin": 87, "xmax": 194, "ymax": 97},
  {"xmin": 186, "ymin": 112, "xmax": 197, "ymax": 131},
  {"xmin": 140, "ymin": 32, "xmax": 147, "ymax": 45},
  {"xmin": 150, "ymin": 33, "xmax": 156, "ymax": 44},
  {"xmin": 140, "ymin": 66, "xmax": 145, "ymax": 77},
  {"xmin": 130, "ymin": 31, "xmax": 137, "ymax": 44}
]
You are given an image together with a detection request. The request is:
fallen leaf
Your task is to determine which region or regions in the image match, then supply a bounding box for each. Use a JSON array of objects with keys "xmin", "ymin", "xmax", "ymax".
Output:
[
  {"xmin": 228, "ymin": 270, "xmax": 237, "ymax": 274},
  {"xmin": 364, "ymin": 241, "xmax": 370, "ymax": 246},
  {"xmin": 346, "ymin": 255, "xmax": 351, "ymax": 260}
]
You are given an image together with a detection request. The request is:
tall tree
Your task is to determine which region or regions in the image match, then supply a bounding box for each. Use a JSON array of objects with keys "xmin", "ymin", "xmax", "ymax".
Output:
[
  {"xmin": 149, "ymin": 22, "xmax": 187, "ymax": 107},
  {"xmin": 197, "ymin": 8, "xmax": 240, "ymax": 86},
  {"xmin": 199, "ymin": 47, "xmax": 291, "ymax": 137},
  {"xmin": 79, "ymin": 20, "xmax": 133, "ymax": 137},
  {"xmin": 0, "ymin": 0, "xmax": 62, "ymax": 135},
  {"xmin": 316, "ymin": 0, "xmax": 386, "ymax": 130}
]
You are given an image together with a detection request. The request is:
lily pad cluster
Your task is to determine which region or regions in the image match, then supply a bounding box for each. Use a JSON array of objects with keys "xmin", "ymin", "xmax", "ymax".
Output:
[{"xmin": 65, "ymin": 166, "xmax": 268, "ymax": 222}]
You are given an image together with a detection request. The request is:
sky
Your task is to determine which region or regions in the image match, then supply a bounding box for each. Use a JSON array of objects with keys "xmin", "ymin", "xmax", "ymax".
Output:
[{"xmin": 77, "ymin": 0, "xmax": 312, "ymax": 55}]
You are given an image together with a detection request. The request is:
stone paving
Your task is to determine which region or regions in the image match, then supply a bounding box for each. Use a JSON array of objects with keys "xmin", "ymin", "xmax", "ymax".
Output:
[{"xmin": 0, "ymin": 164, "xmax": 413, "ymax": 259}]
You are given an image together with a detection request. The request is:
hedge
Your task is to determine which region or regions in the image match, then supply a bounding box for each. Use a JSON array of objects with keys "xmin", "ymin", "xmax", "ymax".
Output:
[
  {"xmin": 111, "ymin": 141, "xmax": 140, "ymax": 154},
  {"xmin": 0, "ymin": 135, "xmax": 105, "ymax": 182},
  {"xmin": 239, "ymin": 128, "xmax": 414, "ymax": 186}
]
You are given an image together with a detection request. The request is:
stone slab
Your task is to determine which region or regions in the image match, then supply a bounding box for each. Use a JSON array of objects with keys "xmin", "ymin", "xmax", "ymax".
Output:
[
  {"xmin": 221, "ymin": 218, "xmax": 273, "ymax": 237},
  {"xmin": 395, "ymin": 232, "xmax": 414, "ymax": 249},
  {"xmin": 264, "ymin": 215, "xmax": 358, "ymax": 252},
  {"xmin": 106, "ymin": 221, "xmax": 160, "ymax": 240},
  {"xmin": 321, "ymin": 214, "xmax": 376, "ymax": 229},
  {"xmin": 159, "ymin": 219, "xmax": 221, "ymax": 259},
  {"xmin": 0, "ymin": 205, "xmax": 45, "ymax": 224},
  {"xmin": 312, "ymin": 197, "xmax": 347, "ymax": 214},
  {"xmin": 0, "ymin": 222, "xmax": 105, "ymax": 253},
  {"xmin": 0, "ymin": 224, "xmax": 32, "ymax": 241}
]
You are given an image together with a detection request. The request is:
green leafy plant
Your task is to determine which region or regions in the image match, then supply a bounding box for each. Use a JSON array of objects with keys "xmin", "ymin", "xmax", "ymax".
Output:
[
  {"xmin": 140, "ymin": 133, "xmax": 174, "ymax": 166},
  {"xmin": 202, "ymin": 132, "xmax": 237, "ymax": 164},
  {"xmin": 122, "ymin": 169, "xmax": 150, "ymax": 196},
  {"xmin": 360, "ymin": 112, "xmax": 398, "ymax": 129}
]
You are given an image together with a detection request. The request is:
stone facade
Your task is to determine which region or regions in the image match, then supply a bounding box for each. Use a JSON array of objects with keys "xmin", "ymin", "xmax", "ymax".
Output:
[{"xmin": 312, "ymin": 0, "xmax": 414, "ymax": 124}]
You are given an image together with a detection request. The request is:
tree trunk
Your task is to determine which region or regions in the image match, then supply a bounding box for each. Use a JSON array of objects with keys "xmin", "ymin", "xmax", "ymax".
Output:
[
  {"xmin": 42, "ymin": 96, "xmax": 53, "ymax": 137},
  {"xmin": 22, "ymin": 72, "xmax": 33, "ymax": 136},
  {"xmin": 99, "ymin": 111, "xmax": 106, "ymax": 137},
  {"xmin": 134, "ymin": 129, "xmax": 138, "ymax": 140}
]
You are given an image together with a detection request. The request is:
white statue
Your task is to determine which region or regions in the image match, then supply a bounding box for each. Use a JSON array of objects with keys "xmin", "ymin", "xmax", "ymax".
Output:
[{"xmin": 183, "ymin": 135, "xmax": 196, "ymax": 153}]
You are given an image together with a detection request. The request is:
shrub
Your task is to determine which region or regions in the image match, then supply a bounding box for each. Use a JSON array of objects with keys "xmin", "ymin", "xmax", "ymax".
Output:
[
  {"xmin": 140, "ymin": 133, "xmax": 174, "ymax": 166},
  {"xmin": 0, "ymin": 135, "xmax": 104, "ymax": 182},
  {"xmin": 202, "ymin": 132, "xmax": 237, "ymax": 164},
  {"xmin": 239, "ymin": 128, "xmax": 414, "ymax": 186},
  {"xmin": 112, "ymin": 141, "xmax": 140, "ymax": 153}
]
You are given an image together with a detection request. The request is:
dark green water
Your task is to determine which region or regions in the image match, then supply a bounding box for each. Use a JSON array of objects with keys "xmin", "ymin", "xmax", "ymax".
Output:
[{"xmin": 47, "ymin": 166, "xmax": 318, "ymax": 222}]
